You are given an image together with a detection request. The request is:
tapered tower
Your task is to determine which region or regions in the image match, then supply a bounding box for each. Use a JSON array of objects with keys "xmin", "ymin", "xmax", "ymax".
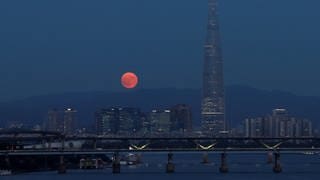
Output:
[{"xmin": 201, "ymin": 0, "xmax": 226, "ymax": 135}]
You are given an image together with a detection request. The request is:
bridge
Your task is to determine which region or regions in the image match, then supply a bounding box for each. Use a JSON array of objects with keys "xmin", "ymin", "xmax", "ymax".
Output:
[{"xmin": 0, "ymin": 130, "xmax": 320, "ymax": 174}]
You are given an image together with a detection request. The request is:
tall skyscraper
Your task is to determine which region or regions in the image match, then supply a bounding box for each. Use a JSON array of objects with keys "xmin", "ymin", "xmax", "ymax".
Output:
[{"xmin": 201, "ymin": 0, "xmax": 226, "ymax": 135}]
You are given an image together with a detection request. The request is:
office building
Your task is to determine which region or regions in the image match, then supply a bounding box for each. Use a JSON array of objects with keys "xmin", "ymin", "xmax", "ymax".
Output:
[
  {"xmin": 63, "ymin": 108, "xmax": 77, "ymax": 135},
  {"xmin": 149, "ymin": 109, "xmax": 171, "ymax": 133},
  {"xmin": 170, "ymin": 104, "xmax": 193, "ymax": 133},
  {"xmin": 46, "ymin": 109, "xmax": 61, "ymax": 132},
  {"xmin": 243, "ymin": 109, "xmax": 313, "ymax": 138}
]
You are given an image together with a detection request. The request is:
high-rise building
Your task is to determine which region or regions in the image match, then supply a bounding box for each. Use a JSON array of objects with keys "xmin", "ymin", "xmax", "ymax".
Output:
[
  {"xmin": 301, "ymin": 119, "xmax": 313, "ymax": 137},
  {"xmin": 46, "ymin": 109, "xmax": 62, "ymax": 132},
  {"xmin": 271, "ymin": 108, "xmax": 289, "ymax": 137},
  {"xmin": 140, "ymin": 113, "xmax": 150, "ymax": 135},
  {"xmin": 201, "ymin": 0, "xmax": 226, "ymax": 135},
  {"xmin": 242, "ymin": 109, "xmax": 313, "ymax": 138},
  {"xmin": 119, "ymin": 107, "xmax": 143, "ymax": 135},
  {"xmin": 244, "ymin": 118, "xmax": 263, "ymax": 137},
  {"xmin": 95, "ymin": 108, "xmax": 119, "ymax": 135},
  {"xmin": 95, "ymin": 107, "xmax": 143, "ymax": 135},
  {"xmin": 170, "ymin": 104, "xmax": 193, "ymax": 133},
  {"xmin": 63, "ymin": 108, "xmax": 77, "ymax": 135},
  {"xmin": 149, "ymin": 109, "xmax": 171, "ymax": 134}
]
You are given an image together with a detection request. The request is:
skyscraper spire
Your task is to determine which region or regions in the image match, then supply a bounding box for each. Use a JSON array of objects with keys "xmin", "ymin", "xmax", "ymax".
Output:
[{"xmin": 201, "ymin": 0, "xmax": 226, "ymax": 135}]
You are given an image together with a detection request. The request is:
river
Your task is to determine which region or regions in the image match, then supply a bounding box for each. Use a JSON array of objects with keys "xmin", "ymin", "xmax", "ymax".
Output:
[{"xmin": 2, "ymin": 152, "xmax": 320, "ymax": 180}]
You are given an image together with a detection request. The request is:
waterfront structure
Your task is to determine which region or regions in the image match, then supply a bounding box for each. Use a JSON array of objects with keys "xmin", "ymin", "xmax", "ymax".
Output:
[
  {"xmin": 201, "ymin": 0, "xmax": 226, "ymax": 135},
  {"xmin": 170, "ymin": 104, "xmax": 193, "ymax": 133},
  {"xmin": 63, "ymin": 108, "xmax": 77, "ymax": 135},
  {"xmin": 243, "ymin": 109, "xmax": 313, "ymax": 138}
]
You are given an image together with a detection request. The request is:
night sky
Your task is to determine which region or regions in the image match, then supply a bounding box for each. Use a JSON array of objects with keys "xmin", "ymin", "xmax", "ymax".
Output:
[{"xmin": 0, "ymin": 0, "xmax": 320, "ymax": 101}]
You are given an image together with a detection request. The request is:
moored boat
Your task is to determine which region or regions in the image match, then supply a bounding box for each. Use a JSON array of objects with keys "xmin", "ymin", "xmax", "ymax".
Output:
[{"xmin": 0, "ymin": 170, "xmax": 12, "ymax": 176}]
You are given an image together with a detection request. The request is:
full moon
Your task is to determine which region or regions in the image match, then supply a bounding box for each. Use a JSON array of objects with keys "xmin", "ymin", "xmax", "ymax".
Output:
[{"xmin": 121, "ymin": 72, "xmax": 138, "ymax": 89}]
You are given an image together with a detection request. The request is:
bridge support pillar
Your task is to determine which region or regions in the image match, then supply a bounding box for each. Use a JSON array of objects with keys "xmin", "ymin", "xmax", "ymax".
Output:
[
  {"xmin": 267, "ymin": 151, "xmax": 273, "ymax": 164},
  {"xmin": 44, "ymin": 156, "xmax": 48, "ymax": 170},
  {"xmin": 166, "ymin": 152, "xmax": 175, "ymax": 173},
  {"xmin": 5, "ymin": 155, "xmax": 11, "ymax": 170},
  {"xmin": 202, "ymin": 152, "xmax": 210, "ymax": 164},
  {"xmin": 93, "ymin": 140, "xmax": 97, "ymax": 150},
  {"xmin": 273, "ymin": 152, "xmax": 282, "ymax": 173},
  {"xmin": 48, "ymin": 141, "xmax": 52, "ymax": 150},
  {"xmin": 58, "ymin": 155, "xmax": 66, "ymax": 174},
  {"xmin": 112, "ymin": 152, "xmax": 121, "ymax": 174},
  {"xmin": 219, "ymin": 152, "xmax": 228, "ymax": 173}
]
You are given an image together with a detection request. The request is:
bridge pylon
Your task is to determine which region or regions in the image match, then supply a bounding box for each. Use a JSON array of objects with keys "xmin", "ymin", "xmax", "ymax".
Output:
[
  {"xmin": 219, "ymin": 152, "xmax": 228, "ymax": 173},
  {"xmin": 4, "ymin": 155, "xmax": 11, "ymax": 170},
  {"xmin": 202, "ymin": 152, "xmax": 210, "ymax": 164},
  {"xmin": 273, "ymin": 152, "xmax": 282, "ymax": 173},
  {"xmin": 267, "ymin": 151, "xmax": 273, "ymax": 164},
  {"xmin": 58, "ymin": 155, "xmax": 66, "ymax": 174},
  {"xmin": 112, "ymin": 152, "xmax": 121, "ymax": 174},
  {"xmin": 166, "ymin": 152, "xmax": 175, "ymax": 173}
]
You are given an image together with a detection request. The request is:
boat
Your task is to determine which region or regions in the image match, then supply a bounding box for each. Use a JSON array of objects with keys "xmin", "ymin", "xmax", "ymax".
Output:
[
  {"xmin": 119, "ymin": 153, "xmax": 141, "ymax": 165},
  {"xmin": 79, "ymin": 158, "xmax": 104, "ymax": 169},
  {"xmin": 302, "ymin": 146, "xmax": 319, "ymax": 155},
  {"xmin": 0, "ymin": 170, "xmax": 12, "ymax": 176},
  {"xmin": 302, "ymin": 151, "xmax": 317, "ymax": 155}
]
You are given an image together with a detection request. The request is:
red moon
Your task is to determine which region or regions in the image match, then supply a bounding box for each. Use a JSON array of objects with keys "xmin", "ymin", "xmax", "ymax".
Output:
[{"xmin": 121, "ymin": 72, "xmax": 138, "ymax": 89}]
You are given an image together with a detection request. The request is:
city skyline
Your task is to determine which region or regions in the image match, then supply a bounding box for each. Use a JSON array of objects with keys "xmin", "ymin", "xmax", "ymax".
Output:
[
  {"xmin": 236, "ymin": 108, "xmax": 314, "ymax": 138},
  {"xmin": 1, "ymin": 87, "xmax": 320, "ymax": 133},
  {"xmin": 95, "ymin": 104, "xmax": 193, "ymax": 136},
  {"xmin": 4, "ymin": 105, "xmax": 316, "ymax": 138}
]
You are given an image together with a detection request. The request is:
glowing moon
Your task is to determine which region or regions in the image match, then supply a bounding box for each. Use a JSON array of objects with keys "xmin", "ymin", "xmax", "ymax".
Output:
[{"xmin": 121, "ymin": 72, "xmax": 138, "ymax": 89}]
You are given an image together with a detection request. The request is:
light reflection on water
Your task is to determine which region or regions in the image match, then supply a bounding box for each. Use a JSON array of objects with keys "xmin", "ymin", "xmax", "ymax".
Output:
[{"xmin": 2, "ymin": 153, "xmax": 320, "ymax": 180}]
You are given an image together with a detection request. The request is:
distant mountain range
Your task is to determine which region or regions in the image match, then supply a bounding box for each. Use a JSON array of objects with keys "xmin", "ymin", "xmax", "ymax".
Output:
[{"xmin": 0, "ymin": 85, "xmax": 319, "ymax": 129}]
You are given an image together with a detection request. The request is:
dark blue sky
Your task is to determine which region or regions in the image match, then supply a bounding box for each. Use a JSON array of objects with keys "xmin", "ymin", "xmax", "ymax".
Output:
[{"xmin": 0, "ymin": 0, "xmax": 320, "ymax": 101}]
